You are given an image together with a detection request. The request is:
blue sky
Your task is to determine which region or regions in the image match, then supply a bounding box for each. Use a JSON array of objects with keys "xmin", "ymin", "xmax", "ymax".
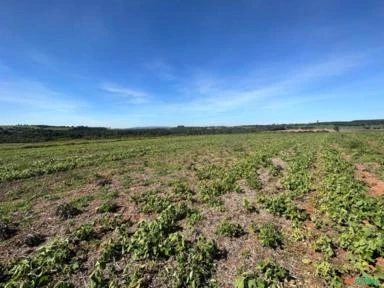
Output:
[{"xmin": 0, "ymin": 0, "xmax": 383, "ymax": 127}]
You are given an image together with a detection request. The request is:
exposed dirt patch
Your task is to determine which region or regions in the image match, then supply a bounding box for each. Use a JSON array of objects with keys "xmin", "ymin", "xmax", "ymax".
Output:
[
  {"xmin": 342, "ymin": 275, "xmax": 357, "ymax": 286},
  {"xmin": 355, "ymin": 164, "xmax": 384, "ymax": 197},
  {"xmin": 271, "ymin": 157, "xmax": 287, "ymax": 171},
  {"xmin": 376, "ymin": 257, "xmax": 384, "ymax": 270}
]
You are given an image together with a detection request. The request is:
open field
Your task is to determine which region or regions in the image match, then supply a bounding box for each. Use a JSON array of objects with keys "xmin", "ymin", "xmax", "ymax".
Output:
[{"xmin": 1, "ymin": 131, "xmax": 384, "ymax": 287}]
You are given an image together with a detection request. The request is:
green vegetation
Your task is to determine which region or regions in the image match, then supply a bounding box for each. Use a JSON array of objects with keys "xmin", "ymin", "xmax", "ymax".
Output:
[
  {"xmin": 131, "ymin": 190, "xmax": 172, "ymax": 213},
  {"xmin": 257, "ymin": 223, "xmax": 283, "ymax": 248},
  {"xmin": 55, "ymin": 203, "xmax": 81, "ymax": 220},
  {"xmin": 216, "ymin": 219, "xmax": 245, "ymax": 237},
  {"xmin": 235, "ymin": 259, "xmax": 290, "ymax": 288},
  {"xmin": 258, "ymin": 194, "xmax": 308, "ymax": 222},
  {"xmin": 95, "ymin": 202, "xmax": 119, "ymax": 214},
  {"xmin": 1, "ymin": 131, "xmax": 384, "ymax": 287},
  {"xmin": 312, "ymin": 235, "xmax": 335, "ymax": 257},
  {"xmin": 1, "ymin": 119, "xmax": 383, "ymax": 143}
]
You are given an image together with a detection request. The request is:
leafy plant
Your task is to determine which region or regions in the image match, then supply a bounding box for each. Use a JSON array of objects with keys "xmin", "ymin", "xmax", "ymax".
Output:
[
  {"xmin": 242, "ymin": 199, "xmax": 257, "ymax": 213},
  {"xmin": 128, "ymin": 204, "xmax": 187, "ymax": 259},
  {"xmin": 171, "ymin": 179, "xmax": 194, "ymax": 200},
  {"xmin": 315, "ymin": 260, "xmax": 342, "ymax": 287},
  {"xmin": 55, "ymin": 203, "xmax": 81, "ymax": 220},
  {"xmin": 71, "ymin": 195, "xmax": 94, "ymax": 208},
  {"xmin": 235, "ymin": 259, "xmax": 289, "ymax": 288},
  {"xmin": 257, "ymin": 223, "xmax": 283, "ymax": 248},
  {"xmin": 131, "ymin": 190, "xmax": 172, "ymax": 213},
  {"xmin": 312, "ymin": 235, "xmax": 335, "ymax": 257},
  {"xmin": 172, "ymin": 236, "xmax": 219, "ymax": 288},
  {"xmin": 216, "ymin": 220, "xmax": 244, "ymax": 238},
  {"xmin": 186, "ymin": 209, "xmax": 204, "ymax": 226},
  {"xmin": 258, "ymin": 195, "xmax": 308, "ymax": 222},
  {"xmin": 72, "ymin": 224, "xmax": 97, "ymax": 241},
  {"xmin": 4, "ymin": 238, "xmax": 79, "ymax": 287},
  {"xmin": 96, "ymin": 202, "xmax": 119, "ymax": 213}
]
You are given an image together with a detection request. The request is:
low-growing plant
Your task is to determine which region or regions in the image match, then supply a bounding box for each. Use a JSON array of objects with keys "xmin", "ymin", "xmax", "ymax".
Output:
[
  {"xmin": 242, "ymin": 198, "xmax": 257, "ymax": 213},
  {"xmin": 4, "ymin": 238, "xmax": 80, "ymax": 287},
  {"xmin": 55, "ymin": 203, "xmax": 81, "ymax": 220},
  {"xmin": 241, "ymin": 249, "xmax": 251, "ymax": 259},
  {"xmin": 97, "ymin": 188, "xmax": 119, "ymax": 200},
  {"xmin": 54, "ymin": 281, "xmax": 75, "ymax": 288},
  {"xmin": 245, "ymin": 170, "xmax": 262, "ymax": 191},
  {"xmin": 235, "ymin": 259, "xmax": 289, "ymax": 288},
  {"xmin": 96, "ymin": 238, "xmax": 125, "ymax": 269},
  {"xmin": 186, "ymin": 209, "xmax": 204, "ymax": 226},
  {"xmin": 128, "ymin": 204, "xmax": 187, "ymax": 259},
  {"xmin": 72, "ymin": 224, "xmax": 98, "ymax": 241},
  {"xmin": 258, "ymin": 195, "xmax": 308, "ymax": 222},
  {"xmin": 122, "ymin": 175, "xmax": 133, "ymax": 187},
  {"xmin": 315, "ymin": 260, "xmax": 342, "ymax": 287},
  {"xmin": 71, "ymin": 195, "xmax": 94, "ymax": 208},
  {"xmin": 96, "ymin": 202, "xmax": 119, "ymax": 214},
  {"xmin": 95, "ymin": 214, "xmax": 132, "ymax": 233},
  {"xmin": 354, "ymin": 273, "xmax": 382, "ymax": 287},
  {"xmin": 131, "ymin": 190, "xmax": 171, "ymax": 213},
  {"xmin": 216, "ymin": 220, "xmax": 244, "ymax": 238},
  {"xmin": 312, "ymin": 235, "xmax": 335, "ymax": 257},
  {"xmin": 170, "ymin": 179, "xmax": 194, "ymax": 199},
  {"xmin": 257, "ymin": 223, "xmax": 283, "ymax": 248},
  {"xmin": 172, "ymin": 236, "xmax": 219, "ymax": 287},
  {"xmin": 289, "ymin": 225, "xmax": 307, "ymax": 242},
  {"xmin": 132, "ymin": 190, "xmax": 171, "ymax": 213}
]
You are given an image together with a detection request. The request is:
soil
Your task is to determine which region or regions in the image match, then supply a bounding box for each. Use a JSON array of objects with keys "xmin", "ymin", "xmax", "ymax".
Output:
[
  {"xmin": 182, "ymin": 159, "xmax": 324, "ymax": 288},
  {"xmin": 355, "ymin": 164, "xmax": 384, "ymax": 197}
]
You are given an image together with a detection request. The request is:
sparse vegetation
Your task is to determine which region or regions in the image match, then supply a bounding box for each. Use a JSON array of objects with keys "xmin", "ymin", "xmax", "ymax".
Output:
[
  {"xmin": 1, "ymin": 131, "xmax": 384, "ymax": 287},
  {"xmin": 55, "ymin": 203, "xmax": 81, "ymax": 220}
]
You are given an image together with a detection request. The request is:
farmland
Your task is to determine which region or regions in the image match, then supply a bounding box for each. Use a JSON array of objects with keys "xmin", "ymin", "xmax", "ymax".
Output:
[{"xmin": 0, "ymin": 131, "xmax": 384, "ymax": 287}]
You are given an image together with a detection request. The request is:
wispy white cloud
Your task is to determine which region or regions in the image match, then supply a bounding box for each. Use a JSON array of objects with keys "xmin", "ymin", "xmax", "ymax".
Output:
[
  {"xmin": 144, "ymin": 59, "xmax": 176, "ymax": 81},
  {"xmin": 165, "ymin": 53, "xmax": 366, "ymax": 113},
  {"xmin": 101, "ymin": 83, "xmax": 150, "ymax": 104},
  {"xmin": 0, "ymin": 79, "xmax": 82, "ymax": 112}
]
